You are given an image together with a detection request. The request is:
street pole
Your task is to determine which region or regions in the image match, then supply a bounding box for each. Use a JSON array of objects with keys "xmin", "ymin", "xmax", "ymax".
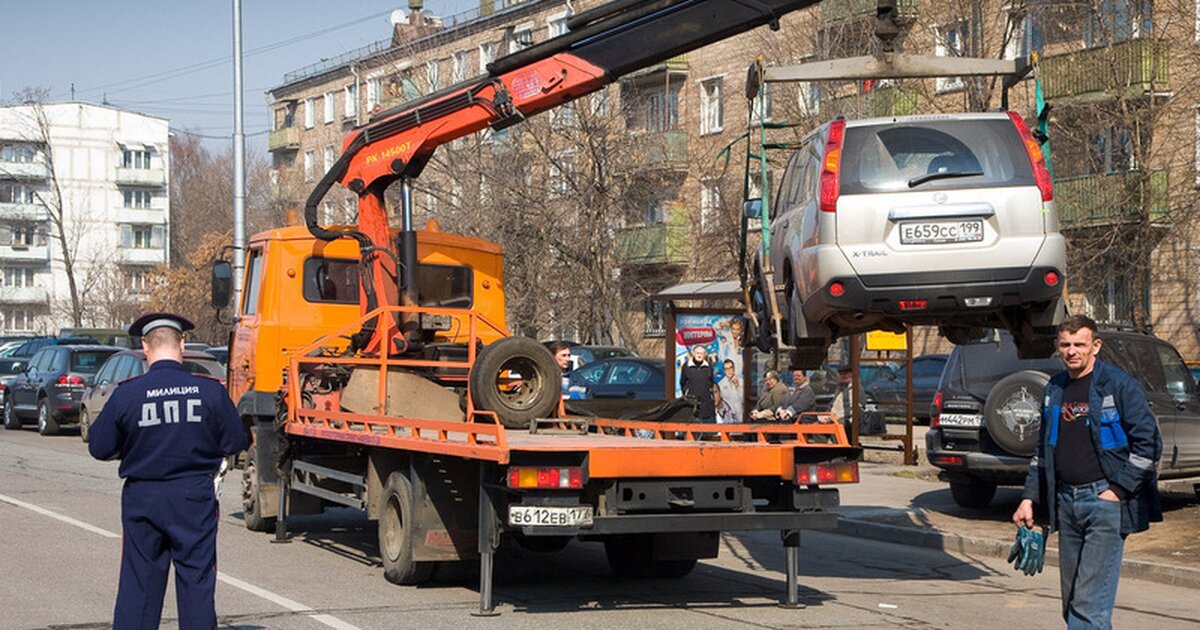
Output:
[{"xmin": 232, "ymin": 0, "xmax": 247, "ymax": 314}]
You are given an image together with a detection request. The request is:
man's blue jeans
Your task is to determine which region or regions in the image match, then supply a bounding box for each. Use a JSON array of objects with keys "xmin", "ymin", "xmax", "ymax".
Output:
[{"xmin": 1057, "ymin": 479, "xmax": 1125, "ymax": 629}]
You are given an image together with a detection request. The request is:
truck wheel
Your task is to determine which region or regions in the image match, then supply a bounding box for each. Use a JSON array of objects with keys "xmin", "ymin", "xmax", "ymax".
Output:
[
  {"xmin": 469, "ymin": 336, "xmax": 560, "ymax": 429},
  {"xmin": 3, "ymin": 399, "xmax": 20, "ymax": 430},
  {"xmin": 984, "ymin": 370, "xmax": 1049, "ymax": 457},
  {"xmin": 379, "ymin": 472, "xmax": 434, "ymax": 585},
  {"xmin": 79, "ymin": 408, "xmax": 91, "ymax": 443},
  {"xmin": 242, "ymin": 446, "xmax": 276, "ymax": 532},
  {"xmin": 949, "ymin": 478, "xmax": 997, "ymax": 508},
  {"xmin": 604, "ymin": 534, "xmax": 697, "ymax": 579},
  {"xmin": 37, "ymin": 399, "xmax": 60, "ymax": 436}
]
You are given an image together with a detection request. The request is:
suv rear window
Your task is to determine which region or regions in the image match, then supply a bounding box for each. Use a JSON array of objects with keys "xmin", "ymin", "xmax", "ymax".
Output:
[
  {"xmin": 840, "ymin": 119, "xmax": 1035, "ymax": 195},
  {"xmin": 950, "ymin": 333, "xmax": 1062, "ymax": 400},
  {"xmin": 71, "ymin": 350, "xmax": 117, "ymax": 373}
]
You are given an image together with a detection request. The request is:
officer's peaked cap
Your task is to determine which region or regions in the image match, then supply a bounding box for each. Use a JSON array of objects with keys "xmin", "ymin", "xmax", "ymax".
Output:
[{"xmin": 130, "ymin": 312, "xmax": 195, "ymax": 337}]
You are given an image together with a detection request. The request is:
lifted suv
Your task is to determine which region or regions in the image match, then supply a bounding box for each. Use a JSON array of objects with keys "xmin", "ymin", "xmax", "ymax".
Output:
[
  {"xmin": 751, "ymin": 112, "xmax": 1065, "ymax": 367},
  {"xmin": 926, "ymin": 328, "xmax": 1200, "ymax": 507}
]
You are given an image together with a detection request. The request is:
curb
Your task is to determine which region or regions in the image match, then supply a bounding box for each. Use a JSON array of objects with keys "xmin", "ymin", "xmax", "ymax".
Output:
[{"xmin": 835, "ymin": 517, "xmax": 1200, "ymax": 590}]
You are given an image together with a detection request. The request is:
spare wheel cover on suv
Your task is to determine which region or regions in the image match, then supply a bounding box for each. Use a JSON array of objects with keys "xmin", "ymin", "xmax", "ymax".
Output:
[{"xmin": 984, "ymin": 370, "xmax": 1050, "ymax": 456}]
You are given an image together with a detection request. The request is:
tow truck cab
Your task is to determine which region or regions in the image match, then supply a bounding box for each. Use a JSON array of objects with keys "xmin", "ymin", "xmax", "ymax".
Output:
[{"xmin": 227, "ymin": 221, "xmax": 509, "ymax": 416}]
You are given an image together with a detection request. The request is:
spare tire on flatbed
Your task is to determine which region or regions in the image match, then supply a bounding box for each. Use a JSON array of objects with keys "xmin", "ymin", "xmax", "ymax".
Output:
[{"xmin": 469, "ymin": 336, "xmax": 560, "ymax": 429}]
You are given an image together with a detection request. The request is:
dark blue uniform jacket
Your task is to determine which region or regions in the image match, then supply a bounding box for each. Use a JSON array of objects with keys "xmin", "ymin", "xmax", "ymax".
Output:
[
  {"xmin": 88, "ymin": 361, "xmax": 248, "ymax": 481},
  {"xmin": 1021, "ymin": 359, "xmax": 1163, "ymax": 535}
]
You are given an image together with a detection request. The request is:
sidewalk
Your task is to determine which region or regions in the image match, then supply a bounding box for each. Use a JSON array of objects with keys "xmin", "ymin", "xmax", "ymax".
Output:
[{"xmin": 833, "ymin": 456, "xmax": 1200, "ymax": 589}]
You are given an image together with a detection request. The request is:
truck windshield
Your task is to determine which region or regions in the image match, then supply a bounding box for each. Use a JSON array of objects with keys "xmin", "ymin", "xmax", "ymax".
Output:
[{"xmin": 303, "ymin": 257, "xmax": 473, "ymax": 308}]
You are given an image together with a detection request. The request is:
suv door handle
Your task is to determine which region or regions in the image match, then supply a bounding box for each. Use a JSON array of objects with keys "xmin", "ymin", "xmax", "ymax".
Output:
[{"xmin": 1176, "ymin": 401, "xmax": 1188, "ymax": 411}]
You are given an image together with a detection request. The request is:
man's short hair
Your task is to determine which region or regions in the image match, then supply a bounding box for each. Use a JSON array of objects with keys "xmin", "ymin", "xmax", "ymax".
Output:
[
  {"xmin": 143, "ymin": 327, "xmax": 182, "ymax": 349},
  {"xmin": 723, "ymin": 359, "xmax": 735, "ymax": 367},
  {"xmin": 1058, "ymin": 314, "xmax": 1099, "ymax": 338},
  {"xmin": 764, "ymin": 370, "xmax": 779, "ymax": 381},
  {"xmin": 548, "ymin": 340, "xmax": 572, "ymax": 354}
]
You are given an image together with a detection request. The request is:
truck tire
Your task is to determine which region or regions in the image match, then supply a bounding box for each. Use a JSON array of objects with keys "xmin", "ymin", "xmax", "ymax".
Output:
[
  {"xmin": 79, "ymin": 408, "xmax": 92, "ymax": 443},
  {"xmin": 241, "ymin": 446, "xmax": 276, "ymax": 533},
  {"xmin": 984, "ymin": 370, "xmax": 1049, "ymax": 457},
  {"xmin": 469, "ymin": 336, "xmax": 560, "ymax": 429},
  {"xmin": 604, "ymin": 534, "xmax": 697, "ymax": 579},
  {"xmin": 37, "ymin": 399, "xmax": 60, "ymax": 436},
  {"xmin": 379, "ymin": 472, "xmax": 435, "ymax": 585},
  {"xmin": 3, "ymin": 399, "xmax": 20, "ymax": 430},
  {"xmin": 949, "ymin": 478, "xmax": 997, "ymax": 508}
]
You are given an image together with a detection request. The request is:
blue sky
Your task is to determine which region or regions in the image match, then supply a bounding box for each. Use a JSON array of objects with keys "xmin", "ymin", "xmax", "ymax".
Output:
[{"xmin": 0, "ymin": 0, "xmax": 478, "ymax": 152}]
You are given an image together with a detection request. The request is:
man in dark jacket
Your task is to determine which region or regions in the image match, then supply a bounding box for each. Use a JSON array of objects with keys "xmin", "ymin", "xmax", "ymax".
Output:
[
  {"xmin": 750, "ymin": 370, "xmax": 790, "ymax": 420},
  {"xmin": 679, "ymin": 345, "xmax": 716, "ymax": 423},
  {"xmin": 1013, "ymin": 315, "xmax": 1162, "ymax": 629}
]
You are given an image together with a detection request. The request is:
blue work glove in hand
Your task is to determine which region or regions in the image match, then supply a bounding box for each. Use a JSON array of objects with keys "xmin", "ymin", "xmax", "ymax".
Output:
[{"xmin": 1008, "ymin": 526, "xmax": 1046, "ymax": 576}]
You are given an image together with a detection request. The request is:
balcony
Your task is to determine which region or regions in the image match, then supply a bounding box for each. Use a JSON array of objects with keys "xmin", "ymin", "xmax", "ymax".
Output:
[
  {"xmin": 119, "ymin": 208, "xmax": 167, "ymax": 225},
  {"xmin": 617, "ymin": 222, "xmax": 689, "ymax": 266},
  {"xmin": 1040, "ymin": 38, "xmax": 1170, "ymax": 103},
  {"xmin": 114, "ymin": 167, "xmax": 165, "ymax": 187},
  {"xmin": 820, "ymin": 0, "xmax": 917, "ymax": 25},
  {"xmin": 625, "ymin": 54, "xmax": 689, "ymax": 80},
  {"xmin": 0, "ymin": 161, "xmax": 48, "ymax": 180},
  {"xmin": 0, "ymin": 201, "xmax": 49, "ymax": 222},
  {"xmin": 268, "ymin": 126, "xmax": 301, "ymax": 152},
  {"xmin": 633, "ymin": 131, "xmax": 689, "ymax": 171},
  {"xmin": 118, "ymin": 246, "xmax": 167, "ymax": 265},
  {"xmin": 0, "ymin": 244, "xmax": 50, "ymax": 263},
  {"xmin": 1054, "ymin": 169, "xmax": 1169, "ymax": 228},
  {"xmin": 825, "ymin": 86, "xmax": 918, "ymax": 119},
  {"xmin": 0, "ymin": 286, "xmax": 49, "ymax": 305}
]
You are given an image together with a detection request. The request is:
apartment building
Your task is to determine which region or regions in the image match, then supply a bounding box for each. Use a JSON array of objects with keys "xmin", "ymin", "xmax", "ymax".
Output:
[
  {"xmin": 0, "ymin": 103, "xmax": 169, "ymax": 335},
  {"xmin": 265, "ymin": 0, "xmax": 1200, "ymax": 357}
]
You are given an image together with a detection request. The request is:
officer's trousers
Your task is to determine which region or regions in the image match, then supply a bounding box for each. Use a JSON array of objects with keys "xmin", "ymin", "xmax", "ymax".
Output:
[{"xmin": 115, "ymin": 475, "xmax": 218, "ymax": 630}]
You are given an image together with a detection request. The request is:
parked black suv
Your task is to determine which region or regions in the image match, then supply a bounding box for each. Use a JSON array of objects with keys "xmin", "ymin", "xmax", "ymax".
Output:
[
  {"xmin": 3, "ymin": 345, "xmax": 119, "ymax": 435},
  {"xmin": 926, "ymin": 328, "xmax": 1200, "ymax": 508}
]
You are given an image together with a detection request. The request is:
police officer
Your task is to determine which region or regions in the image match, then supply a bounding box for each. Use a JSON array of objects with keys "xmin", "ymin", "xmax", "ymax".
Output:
[{"xmin": 88, "ymin": 312, "xmax": 248, "ymax": 630}]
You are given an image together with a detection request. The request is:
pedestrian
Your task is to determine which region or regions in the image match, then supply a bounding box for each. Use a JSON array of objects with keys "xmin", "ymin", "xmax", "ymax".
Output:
[
  {"xmin": 1012, "ymin": 314, "xmax": 1162, "ymax": 629},
  {"xmin": 750, "ymin": 370, "xmax": 789, "ymax": 420},
  {"xmin": 88, "ymin": 312, "xmax": 250, "ymax": 630},
  {"xmin": 548, "ymin": 340, "xmax": 574, "ymax": 398},
  {"xmin": 776, "ymin": 369, "xmax": 816, "ymax": 421},
  {"xmin": 679, "ymin": 345, "xmax": 717, "ymax": 424}
]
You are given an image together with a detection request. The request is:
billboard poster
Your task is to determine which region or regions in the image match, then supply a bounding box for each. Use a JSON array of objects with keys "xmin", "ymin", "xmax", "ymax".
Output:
[{"xmin": 674, "ymin": 313, "xmax": 745, "ymax": 423}]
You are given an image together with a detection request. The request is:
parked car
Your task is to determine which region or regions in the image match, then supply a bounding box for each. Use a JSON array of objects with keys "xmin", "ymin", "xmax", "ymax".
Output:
[
  {"xmin": 543, "ymin": 341, "xmax": 637, "ymax": 370},
  {"xmin": 926, "ymin": 328, "xmax": 1200, "ymax": 508},
  {"xmin": 863, "ymin": 354, "xmax": 948, "ymax": 423},
  {"xmin": 569, "ymin": 357, "xmax": 665, "ymax": 400},
  {"xmin": 206, "ymin": 346, "xmax": 229, "ymax": 366},
  {"xmin": 3, "ymin": 345, "xmax": 120, "ymax": 435},
  {"xmin": 0, "ymin": 356, "xmax": 30, "ymax": 409},
  {"xmin": 60, "ymin": 327, "xmax": 133, "ymax": 348},
  {"xmin": 7, "ymin": 336, "xmax": 101, "ymax": 358},
  {"xmin": 184, "ymin": 342, "xmax": 211, "ymax": 352},
  {"xmin": 750, "ymin": 111, "xmax": 1065, "ymax": 367},
  {"xmin": 79, "ymin": 349, "xmax": 227, "ymax": 442}
]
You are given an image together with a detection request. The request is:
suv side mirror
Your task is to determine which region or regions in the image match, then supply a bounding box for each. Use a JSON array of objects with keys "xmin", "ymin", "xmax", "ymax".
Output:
[
  {"xmin": 211, "ymin": 261, "xmax": 233, "ymax": 308},
  {"xmin": 743, "ymin": 198, "xmax": 763, "ymax": 219}
]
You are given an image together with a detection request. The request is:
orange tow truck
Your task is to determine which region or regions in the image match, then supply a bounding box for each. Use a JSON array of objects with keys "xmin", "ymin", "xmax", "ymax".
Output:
[{"xmin": 213, "ymin": 0, "xmax": 858, "ymax": 614}]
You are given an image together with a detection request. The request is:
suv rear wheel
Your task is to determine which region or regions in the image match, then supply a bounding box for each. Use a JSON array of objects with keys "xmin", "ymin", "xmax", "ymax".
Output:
[
  {"xmin": 37, "ymin": 399, "xmax": 60, "ymax": 436},
  {"xmin": 949, "ymin": 478, "xmax": 997, "ymax": 508},
  {"xmin": 984, "ymin": 370, "xmax": 1050, "ymax": 457}
]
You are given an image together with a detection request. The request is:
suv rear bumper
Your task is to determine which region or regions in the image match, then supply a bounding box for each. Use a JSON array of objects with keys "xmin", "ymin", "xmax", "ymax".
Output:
[
  {"xmin": 925, "ymin": 430, "xmax": 1029, "ymax": 485},
  {"xmin": 804, "ymin": 266, "xmax": 1062, "ymax": 323}
]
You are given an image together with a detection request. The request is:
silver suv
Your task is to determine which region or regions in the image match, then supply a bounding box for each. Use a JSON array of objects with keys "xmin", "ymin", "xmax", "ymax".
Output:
[{"xmin": 751, "ymin": 112, "xmax": 1065, "ymax": 368}]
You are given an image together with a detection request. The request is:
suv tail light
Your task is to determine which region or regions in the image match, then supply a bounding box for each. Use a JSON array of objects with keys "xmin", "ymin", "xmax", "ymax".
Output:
[
  {"xmin": 507, "ymin": 466, "xmax": 584, "ymax": 489},
  {"xmin": 58, "ymin": 374, "xmax": 85, "ymax": 386},
  {"xmin": 797, "ymin": 461, "xmax": 859, "ymax": 485},
  {"xmin": 1006, "ymin": 110, "xmax": 1053, "ymax": 202},
  {"xmin": 930, "ymin": 390, "xmax": 943, "ymax": 427},
  {"xmin": 819, "ymin": 119, "xmax": 847, "ymax": 213}
]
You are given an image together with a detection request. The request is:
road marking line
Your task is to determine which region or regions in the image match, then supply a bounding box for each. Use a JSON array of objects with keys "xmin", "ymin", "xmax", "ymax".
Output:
[
  {"xmin": 0, "ymin": 492, "xmax": 362, "ymax": 630},
  {"xmin": 0, "ymin": 492, "xmax": 120, "ymax": 539}
]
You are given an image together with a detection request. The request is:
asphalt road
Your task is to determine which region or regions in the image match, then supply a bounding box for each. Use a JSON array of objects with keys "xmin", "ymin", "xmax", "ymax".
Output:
[{"xmin": 2, "ymin": 427, "xmax": 1197, "ymax": 630}]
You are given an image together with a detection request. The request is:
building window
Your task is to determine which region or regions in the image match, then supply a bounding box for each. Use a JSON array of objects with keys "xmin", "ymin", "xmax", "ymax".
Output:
[
  {"xmin": 479, "ymin": 42, "xmax": 496, "ymax": 69},
  {"xmin": 1, "ymin": 143, "xmax": 38, "ymax": 163},
  {"xmin": 304, "ymin": 150, "xmax": 315, "ymax": 181},
  {"xmin": 427, "ymin": 60, "xmax": 441, "ymax": 91},
  {"xmin": 344, "ymin": 83, "xmax": 358, "ymax": 118},
  {"xmin": 0, "ymin": 183, "xmax": 36, "ymax": 204},
  {"xmin": 123, "ymin": 190, "xmax": 152, "ymax": 209},
  {"xmin": 122, "ymin": 149, "xmax": 151, "ymax": 169},
  {"xmin": 700, "ymin": 77, "xmax": 724, "ymax": 135},
  {"xmin": 549, "ymin": 152, "xmax": 574, "ymax": 197},
  {"xmin": 935, "ymin": 21, "xmax": 970, "ymax": 92},
  {"xmin": 324, "ymin": 145, "xmax": 336, "ymax": 174},
  {"xmin": 2, "ymin": 267, "xmax": 35, "ymax": 288},
  {"xmin": 700, "ymin": 180, "xmax": 722, "ymax": 231},
  {"xmin": 323, "ymin": 91, "xmax": 335, "ymax": 123},
  {"xmin": 425, "ymin": 190, "xmax": 438, "ymax": 214},
  {"xmin": 126, "ymin": 268, "xmax": 149, "ymax": 293},
  {"xmin": 3, "ymin": 308, "xmax": 35, "ymax": 332},
  {"xmin": 548, "ymin": 12, "xmax": 569, "ymax": 38},
  {"xmin": 549, "ymin": 104, "xmax": 576, "ymax": 127},
  {"xmin": 798, "ymin": 81, "xmax": 821, "ymax": 117},
  {"xmin": 304, "ymin": 97, "xmax": 316, "ymax": 128},
  {"xmin": 120, "ymin": 224, "xmax": 163, "ymax": 250},
  {"xmin": 510, "ymin": 23, "xmax": 535, "ymax": 54},
  {"xmin": 591, "ymin": 89, "xmax": 611, "ymax": 118},
  {"xmin": 1, "ymin": 223, "xmax": 43, "ymax": 247},
  {"xmin": 367, "ymin": 78, "xmax": 382, "ymax": 110},
  {"xmin": 750, "ymin": 83, "xmax": 773, "ymax": 124},
  {"xmin": 133, "ymin": 226, "xmax": 152, "ymax": 248},
  {"xmin": 452, "ymin": 50, "xmax": 468, "ymax": 83},
  {"xmin": 644, "ymin": 299, "xmax": 665, "ymax": 337}
]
